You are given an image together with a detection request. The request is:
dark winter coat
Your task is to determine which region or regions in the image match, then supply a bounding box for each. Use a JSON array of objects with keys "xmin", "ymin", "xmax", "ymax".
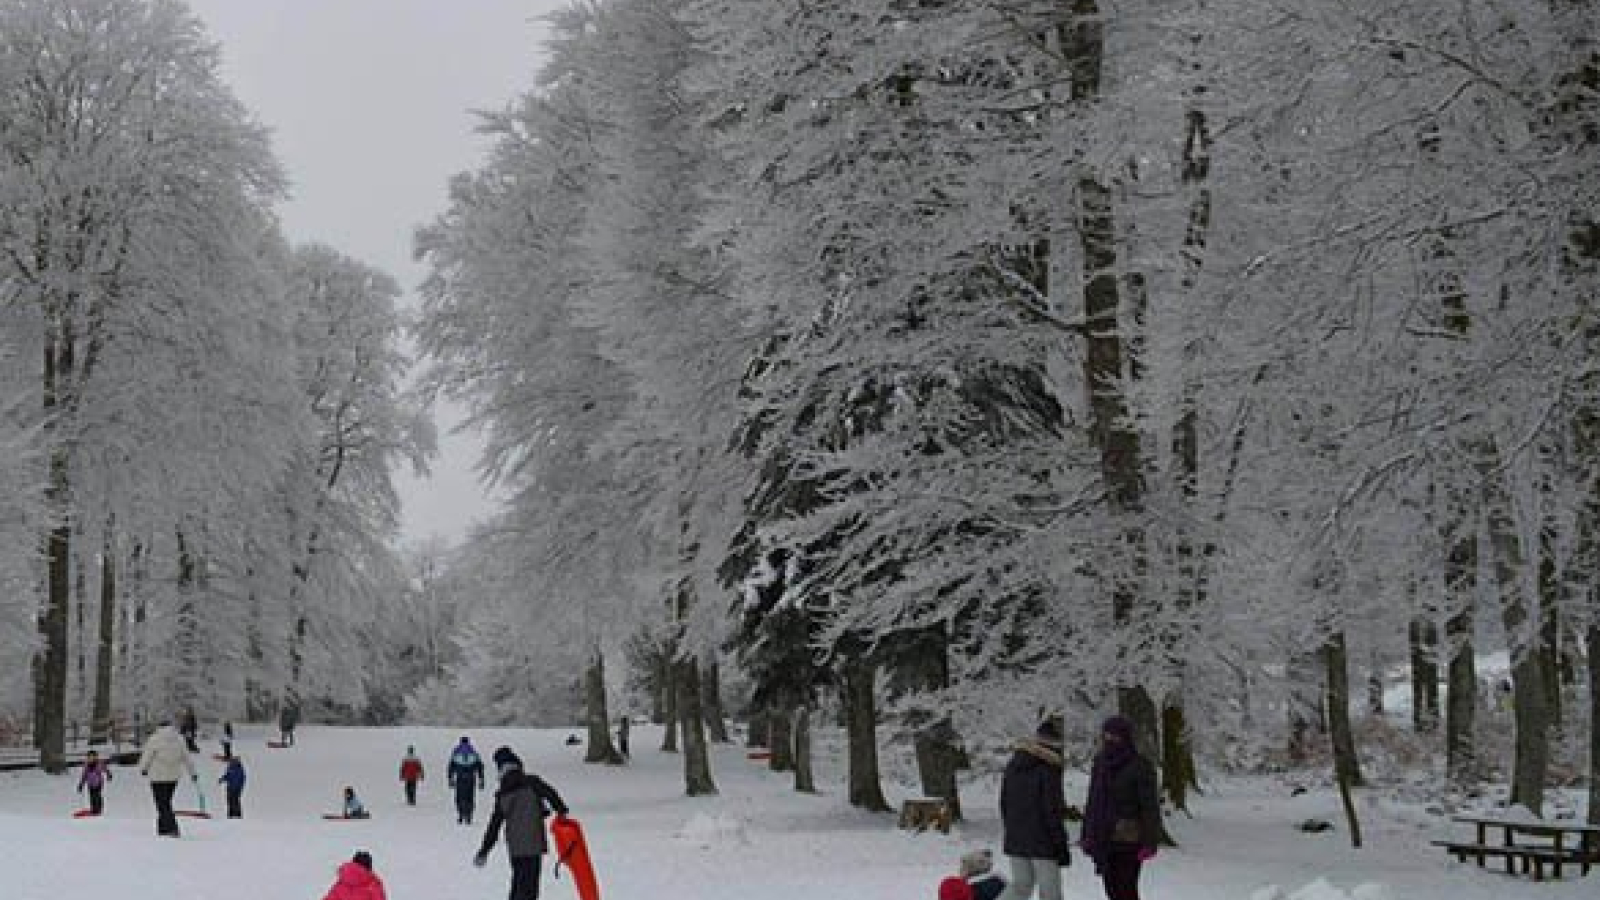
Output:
[
  {"xmin": 1084, "ymin": 753, "xmax": 1161, "ymax": 850},
  {"xmin": 477, "ymin": 767, "xmax": 568, "ymax": 859},
  {"xmin": 449, "ymin": 747, "xmax": 484, "ymax": 795},
  {"xmin": 999, "ymin": 740, "xmax": 1070, "ymax": 862},
  {"xmin": 219, "ymin": 759, "xmax": 246, "ymax": 793}
]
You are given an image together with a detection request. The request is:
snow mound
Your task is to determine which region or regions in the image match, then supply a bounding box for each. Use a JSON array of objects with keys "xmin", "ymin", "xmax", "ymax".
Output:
[
  {"xmin": 1254, "ymin": 879, "xmax": 1394, "ymax": 900},
  {"xmin": 675, "ymin": 812, "xmax": 750, "ymax": 848}
]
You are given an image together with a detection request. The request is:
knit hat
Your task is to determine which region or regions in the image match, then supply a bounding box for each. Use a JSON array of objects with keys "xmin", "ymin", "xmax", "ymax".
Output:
[
  {"xmin": 492, "ymin": 746, "xmax": 523, "ymax": 773},
  {"xmin": 958, "ymin": 849, "xmax": 993, "ymax": 877},
  {"xmin": 352, "ymin": 851, "xmax": 373, "ymax": 870},
  {"xmin": 938, "ymin": 875, "xmax": 975, "ymax": 900}
]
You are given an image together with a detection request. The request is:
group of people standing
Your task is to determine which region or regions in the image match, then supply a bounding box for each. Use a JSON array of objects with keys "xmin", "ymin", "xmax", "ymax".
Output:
[
  {"xmin": 394, "ymin": 736, "xmax": 487, "ymax": 824},
  {"xmin": 943, "ymin": 715, "xmax": 1163, "ymax": 900}
]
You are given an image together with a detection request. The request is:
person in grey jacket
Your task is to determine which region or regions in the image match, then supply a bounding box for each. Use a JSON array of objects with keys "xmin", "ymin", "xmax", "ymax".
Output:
[
  {"xmin": 138, "ymin": 719, "xmax": 197, "ymax": 837},
  {"xmin": 473, "ymin": 747, "xmax": 570, "ymax": 900}
]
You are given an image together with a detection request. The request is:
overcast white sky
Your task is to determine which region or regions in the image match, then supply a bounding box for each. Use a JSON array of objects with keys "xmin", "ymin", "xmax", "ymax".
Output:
[{"xmin": 183, "ymin": 0, "xmax": 567, "ymax": 548}]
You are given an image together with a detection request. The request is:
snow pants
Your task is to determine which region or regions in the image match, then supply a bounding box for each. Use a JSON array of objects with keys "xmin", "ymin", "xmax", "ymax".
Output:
[
  {"xmin": 998, "ymin": 856, "xmax": 1062, "ymax": 900},
  {"xmin": 404, "ymin": 780, "xmax": 418, "ymax": 805},
  {"xmin": 455, "ymin": 784, "xmax": 476, "ymax": 824},
  {"xmin": 226, "ymin": 787, "xmax": 243, "ymax": 818},
  {"xmin": 1099, "ymin": 848, "xmax": 1143, "ymax": 900},
  {"xmin": 150, "ymin": 781, "xmax": 179, "ymax": 836},
  {"xmin": 508, "ymin": 854, "xmax": 542, "ymax": 900},
  {"xmin": 87, "ymin": 785, "xmax": 104, "ymax": 815}
]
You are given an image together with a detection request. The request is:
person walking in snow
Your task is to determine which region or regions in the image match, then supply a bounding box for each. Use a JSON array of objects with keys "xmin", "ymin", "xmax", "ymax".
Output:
[
  {"xmin": 399, "ymin": 746, "xmax": 424, "ymax": 806},
  {"xmin": 1080, "ymin": 715, "xmax": 1162, "ymax": 900},
  {"xmin": 278, "ymin": 703, "xmax": 299, "ymax": 746},
  {"xmin": 219, "ymin": 755, "xmax": 246, "ymax": 818},
  {"xmin": 447, "ymin": 736, "xmax": 485, "ymax": 825},
  {"xmin": 321, "ymin": 850, "xmax": 387, "ymax": 900},
  {"xmin": 473, "ymin": 746, "xmax": 570, "ymax": 900},
  {"xmin": 179, "ymin": 706, "xmax": 200, "ymax": 754},
  {"xmin": 77, "ymin": 749, "xmax": 113, "ymax": 815},
  {"xmin": 138, "ymin": 718, "xmax": 197, "ymax": 837},
  {"xmin": 996, "ymin": 718, "xmax": 1070, "ymax": 900}
]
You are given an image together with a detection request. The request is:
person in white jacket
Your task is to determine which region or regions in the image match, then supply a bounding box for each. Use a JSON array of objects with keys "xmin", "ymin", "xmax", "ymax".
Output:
[{"xmin": 138, "ymin": 719, "xmax": 196, "ymax": 837}]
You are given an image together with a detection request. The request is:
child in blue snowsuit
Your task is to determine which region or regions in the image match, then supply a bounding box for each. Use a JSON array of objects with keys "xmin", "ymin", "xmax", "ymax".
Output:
[{"xmin": 219, "ymin": 756, "xmax": 246, "ymax": 818}]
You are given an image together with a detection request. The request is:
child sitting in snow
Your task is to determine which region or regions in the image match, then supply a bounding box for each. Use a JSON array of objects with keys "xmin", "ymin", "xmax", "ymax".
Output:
[
  {"xmin": 959, "ymin": 849, "xmax": 1007, "ymax": 900},
  {"xmin": 342, "ymin": 786, "xmax": 370, "ymax": 819}
]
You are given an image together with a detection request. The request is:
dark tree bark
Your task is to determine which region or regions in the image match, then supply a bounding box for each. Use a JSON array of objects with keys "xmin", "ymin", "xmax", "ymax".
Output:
[
  {"xmin": 1480, "ymin": 451, "xmax": 1550, "ymax": 814},
  {"xmin": 1160, "ymin": 703, "xmax": 1198, "ymax": 817},
  {"xmin": 702, "ymin": 659, "xmax": 729, "ymax": 743},
  {"xmin": 793, "ymin": 705, "xmax": 816, "ymax": 794},
  {"xmin": 583, "ymin": 650, "xmax": 623, "ymax": 765},
  {"xmin": 90, "ymin": 535, "xmax": 117, "ymax": 745},
  {"xmin": 1324, "ymin": 630, "xmax": 1365, "ymax": 789},
  {"xmin": 746, "ymin": 706, "xmax": 769, "ymax": 749},
  {"xmin": 677, "ymin": 656, "xmax": 716, "ymax": 796},
  {"xmin": 1443, "ymin": 518, "xmax": 1479, "ymax": 786},
  {"xmin": 1588, "ymin": 620, "xmax": 1599, "ymax": 827},
  {"xmin": 913, "ymin": 716, "xmax": 962, "ymax": 822},
  {"xmin": 660, "ymin": 652, "xmax": 679, "ymax": 753},
  {"xmin": 651, "ymin": 649, "xmax": 668, "ymax": 725},
  {"xmin": 767, "ymin": 701, "xmax": 794, "ymax": 772},
  {"xmin": 844, "ymin": 657, "xmax": 890, "ymax": 812}
]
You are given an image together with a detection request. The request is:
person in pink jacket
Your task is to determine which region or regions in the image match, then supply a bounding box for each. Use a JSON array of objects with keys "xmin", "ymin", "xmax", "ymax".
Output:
[{"xmin": 321, "ymin": 851, "xmax": 387, "ymax": 900}]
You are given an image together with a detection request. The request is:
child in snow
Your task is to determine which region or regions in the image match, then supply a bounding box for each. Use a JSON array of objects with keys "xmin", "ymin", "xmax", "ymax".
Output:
[
  {"xmin": 219, "ymin": 756, "xmax": 246, "ymax": 818},
  {"xmin": 77, "ymin": 749, "xmax": 113, "ymax": 815},
  {"xmin": 321, "ymin": 850, "xmax": 387, "ymax": 900},
  {"xmin": 399, "ymin": 746, "xmax": 424, "ymax": 806},
  {"xmin": 341, "ymin": 786, "xmax": 370, "ymax": 819},
  {"xmin": 960, "ymin": 849, "xmax": 1007, "ymax": 900}
]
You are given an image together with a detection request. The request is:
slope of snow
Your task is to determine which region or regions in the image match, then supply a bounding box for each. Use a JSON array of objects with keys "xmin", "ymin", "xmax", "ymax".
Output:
[{"xmin": 0, "ymin": 724, "xmax": 1590, "ymax": 899}]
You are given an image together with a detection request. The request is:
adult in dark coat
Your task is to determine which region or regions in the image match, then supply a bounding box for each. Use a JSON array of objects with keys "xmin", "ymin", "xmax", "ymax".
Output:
[
  {"xmin": 1080, "ymin": 715, "xmax": 1162, "ymax": 900},
  {"xmin": 473, "ymin": 747, "xmax": 570, "ymax": 900},
  {"xmin": 219, "ymin": 756, "xmax": 247, "ymax": 818},
  {"xmin": 997, "ymin": 719, "xmax": 1069, "ymax": 900},
  {"xmin": 448, "ymin": 736, "xmax": 486, "ymax": 825}
]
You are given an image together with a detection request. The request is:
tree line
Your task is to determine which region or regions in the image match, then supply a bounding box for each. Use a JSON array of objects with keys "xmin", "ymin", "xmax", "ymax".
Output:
[{"xmin": 410, "ymin": 0, "xmax": 1599, "ymax": 830}]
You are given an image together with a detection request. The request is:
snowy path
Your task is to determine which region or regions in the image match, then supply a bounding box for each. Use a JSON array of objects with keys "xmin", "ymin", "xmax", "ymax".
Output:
[{"xmin": 0, "ymin": 724, "xmax": 1582, "ymax": 899}]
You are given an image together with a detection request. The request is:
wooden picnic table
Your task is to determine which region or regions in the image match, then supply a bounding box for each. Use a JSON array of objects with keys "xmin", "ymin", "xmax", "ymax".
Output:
[{"xmin": 1434, "ymin": 814, "xmax": 1600, "ymax": 881}]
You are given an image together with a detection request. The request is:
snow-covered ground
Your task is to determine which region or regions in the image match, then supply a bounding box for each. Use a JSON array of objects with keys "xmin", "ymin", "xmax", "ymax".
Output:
[{"xmin": 0, "ymin": 724, "xmax": 1587, "ymax": 899}]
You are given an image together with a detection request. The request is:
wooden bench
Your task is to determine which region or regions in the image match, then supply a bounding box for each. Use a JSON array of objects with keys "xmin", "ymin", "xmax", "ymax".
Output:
[
  {"xmin": 898, "ymin": 798, "xmax": 953, "ymax": 834},
  {"xmin": 1433, "ymin": 841, "xmax": 1595, "ymax": 881}
]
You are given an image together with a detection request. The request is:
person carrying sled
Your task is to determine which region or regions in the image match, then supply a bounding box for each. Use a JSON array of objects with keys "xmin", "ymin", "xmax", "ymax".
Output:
[
  {"xmin": 447, "ymin": 736, "xmax": 485, "ymax": 825},
  {"xmin": 77, "ymin": 749, "xmax": 114, "ymax": 815},
  {"xmin": 1080, "ymin": 715, "xmax": 1162, "ymax": 900},
  {"xmin": 138, "ymin": 718, "xmax": 197, "ymax": 837},
  {"xmin": 219, "ymin": 755, "xmax": 246, "ymax": 818},
  {"xmin": 996, "ymin": 718, "xmax": 1070, "ymax": 900},
  {"xmin": 399, "ymin": 746, "xmax": 424, "ymax": 806},
  {"xmin": 473, "ymin": 746, "xmax": 570, "ymax": 900},
  {"xmin": 321, "ymin": 850, "xmax": 387, "ymax": 900}
]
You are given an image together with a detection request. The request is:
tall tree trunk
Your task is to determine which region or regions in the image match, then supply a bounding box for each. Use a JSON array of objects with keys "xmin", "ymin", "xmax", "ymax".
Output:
[
  {"xmin": 651, "ymin": 650, "xmax": 668, "ymax": 725},
  {"xmin": 1160, "ymin": 703, "xmax": 1198, "ymax": 817},
  {"xmin": 1480, "ymin": 451, "xmax": 1550, "ymax": 814},
  {"xmin": 746, "ymin": 706, "xmax": 769, "ymax": 749},
  {"xmin": 35, "ymin": 331, "xmax": 74, "ymax": 774},
  {"xmin": 74, "ymin": 542, "xmax": 88, "ymax": 717},
  {"xmin": 767, "ymin": 701, "xmax": 795, "ymax": 772},
  {"xmin": 793, "ymin": 705, "xmax": 816, "ymax": 794},
  {"xmin": 1588, "ymin": 620, "xmax": 1599, "ymax": 827},
  {"xmin": 583, "ymin": 649, "xmax": 623, "ymax": 764},
  {"xmin": 676, "ymin": 655, "xmax": 716, "ymax": 796},
  {"xmin": 90, "ymin": 536, "xmax": 116, "ymax": 745},
  {"xmin": 1409, "ymin": 616, "xmax": 1441, "ymax": 733},
  {"xmin": 844, "ymin": 657, "xmax": 890, "ymax": 812},
  {"xmin": 1443, "ymin": 514, "xmax": 1479, "ymax": 786},
  {"xmin": 1324, "ymin": 630, "xmax": 1365, "ymax": 788},
  {"xmin": 702, "ymin": 659, "xmax": 729, "ymax": 743},
  {"xmin": 660, "ymin": 651, "xmax": 680, "ymax": 753},
  {"xmin": 913, "ymin": 716, "xmax": 963, "ymax": 822}
]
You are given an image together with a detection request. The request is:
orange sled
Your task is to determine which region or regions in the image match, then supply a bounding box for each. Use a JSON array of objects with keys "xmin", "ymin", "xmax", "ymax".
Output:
[{"xmin": 550, "ymin": 814, "xmax": 599, "ymax": 900}]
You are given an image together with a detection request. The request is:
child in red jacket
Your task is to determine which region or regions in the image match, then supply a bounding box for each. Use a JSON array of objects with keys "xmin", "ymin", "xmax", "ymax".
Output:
[
  {"xmin": 322, "ymin": 851, "xmax": 386, "ymax": 900},
  {"xmin": 399, "ymin": 746, "xmax": 424, "ymax": 806}
]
